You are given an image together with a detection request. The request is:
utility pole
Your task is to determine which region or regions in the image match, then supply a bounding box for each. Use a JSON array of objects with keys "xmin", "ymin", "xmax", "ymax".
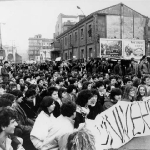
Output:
[
  {"xmin": 0, "ymin": 23, "xmax": 5, "ymax": 63},
  {"xmin": 10, "ymin": 40, "xmax": 17, "ymax": 74}
]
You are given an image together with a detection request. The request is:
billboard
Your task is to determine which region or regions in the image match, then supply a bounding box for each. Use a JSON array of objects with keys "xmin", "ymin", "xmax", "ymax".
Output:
[
  {"xmin": 100, "ymin": 38, "xmax": 145, "ymax": 60},
  {"xmin": 100, "ymin": 38, "xmax": 122, "ymax": 58},
  {"xmin": 123, "ymin": 39, "xmax": 145, "ymax": 60}
]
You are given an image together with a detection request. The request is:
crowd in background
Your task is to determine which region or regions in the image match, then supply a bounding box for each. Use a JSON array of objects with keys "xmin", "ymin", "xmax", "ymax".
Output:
[{"xmin": 0, "ymin": 55, "xmax": 150, "ymax": 150}]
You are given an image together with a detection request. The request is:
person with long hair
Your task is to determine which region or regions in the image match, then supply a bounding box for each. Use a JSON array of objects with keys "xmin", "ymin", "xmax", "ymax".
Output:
[
  {"xmin": 82, "ymin": 81, "xmax": 92, "ymax": 90},
  {"xmin": 136, "ymin": 85, "xmax": 149, "ymax": 101},
  {"xmin": 42, "ymin": 102, "xmax": 76, "ymax": 150},
  {"xmin": 87, "ymin": 89, "xmax": 103, "ymax": 120},
  {"xmin": 75, "ymin": 90, "xmax": 94, "ymax": 128},
  {"xmin": 66, "ymin": 128, "xmax": 95, "ymax": 150},
  {"xmin": 30, "ymin": 96, "xmax": 56, "ymax": 150},
  {"xmin": 122, "ymin": 85, "xmax": 137, "ymax": 102},
  {"xmin": 58, "ymin": 88, "xmax": 67, "ymax": 103}
]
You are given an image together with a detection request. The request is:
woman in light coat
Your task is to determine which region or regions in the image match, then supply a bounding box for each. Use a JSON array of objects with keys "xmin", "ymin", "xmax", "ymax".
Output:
[{"xmin": 30, "ymin": 96, "xmax": 56, "ymax": 150}]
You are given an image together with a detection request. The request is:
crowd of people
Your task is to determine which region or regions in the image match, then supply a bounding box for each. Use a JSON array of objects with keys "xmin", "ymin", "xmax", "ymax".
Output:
[{"xmin": 0, "ymin": 55, "xmax": 150, "ymax": 150}]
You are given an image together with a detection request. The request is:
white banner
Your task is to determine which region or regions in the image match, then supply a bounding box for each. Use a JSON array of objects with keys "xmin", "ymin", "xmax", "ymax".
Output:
[{"xmin": 88, "ymin": 100, "xmax": 150, "ymax": 149}]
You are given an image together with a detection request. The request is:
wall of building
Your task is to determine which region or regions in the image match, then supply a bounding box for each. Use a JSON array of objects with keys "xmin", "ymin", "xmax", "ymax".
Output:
[
  {"xmin": 57, "ymin": 3, "xmax": 149, "ymax": 60},
  {"xmin": 55, "ymin": 13, "xmax": 79, "ymax": 37},
  {"xmin": 58, "ymin": 16, "xmax": 95, "ymax": 60}
]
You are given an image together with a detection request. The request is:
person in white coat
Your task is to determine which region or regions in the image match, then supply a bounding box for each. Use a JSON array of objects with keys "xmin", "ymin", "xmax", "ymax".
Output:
[
  {"xmin": 41, "ymin": 101, "xmax": 76, "ymax": 150},
  {"xmin": 30, "ymin": 96, "xmax": 56, "ymax": 150}
]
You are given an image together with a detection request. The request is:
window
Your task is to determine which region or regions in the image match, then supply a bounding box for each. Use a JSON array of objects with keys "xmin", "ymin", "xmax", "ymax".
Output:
[
  {"xmin": 29, "ymin": 50, "xmax": 34, "ymax": 54},
  {"xmin": 70, "ymin": 35, "xmax": 72, "ymax": 46},
  {"xmin": 81, "ymin": 49, "xmax": 84, "ymax": 58},
  {"xmin": 70, "ymin": 51, "xmax": 72, "ymax": 59},
  {"xmin": 64, "ymin": 38, "xmax": 65, "ymax": 47},
  {"xmin": 88, "ymin": 25, "xmax": 92, "ymax": 37},
  {"xmin": 89, "ymin": 48, "xmax": 93, "ymax": 58},
  {"xmin": 75, "ymin": 32, "xmax": 77, "ymax": 43},
  {"xmin": 65, "ymin": 53, "xmax": 67, "ymax": 60},
  {"xmin": 81, "ymin": 28, "xmax": 83, "ymax": 39},
  {"xmin": 61, "ymin": 40, "xmax": 63, "ymax": 49},
  {"xmin": 65, "ymin": 37, "xmax": 67, "ymax": 45}
]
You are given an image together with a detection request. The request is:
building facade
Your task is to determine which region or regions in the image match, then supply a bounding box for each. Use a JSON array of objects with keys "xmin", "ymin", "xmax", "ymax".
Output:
[
  {"xmin": 56, "ymin": 3, "xmax": 150, "ymax": 60},
  {"xmin": 0, "ymin": 45, "xmax": 22, "ymax": 63},
  {"xmin": 50, "ymin": 41, "xmax": 60, "ymax": 61},
  {"xmin": 28, "ymin": 34, "xmax": 52, "ymax": 62},
  {"xmin": 40, "ymin": 38, "xmax": 53, "ymax": 62},
  {"xmin": 52, "ymin": 14, "xmax": 85, "ymax": 61},
  {"xmin": 55, "ymin": 13, "xmax": 80, "ymax": 38}
]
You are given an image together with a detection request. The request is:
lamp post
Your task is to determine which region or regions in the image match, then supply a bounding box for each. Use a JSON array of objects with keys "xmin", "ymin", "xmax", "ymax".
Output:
[
  {"xmin": 0, "ymin": 23, "xmax": 5, "ymax": 63},
  {"xmin": 77, "ymin": 6, "xmax": 85, "ymax": 16}
]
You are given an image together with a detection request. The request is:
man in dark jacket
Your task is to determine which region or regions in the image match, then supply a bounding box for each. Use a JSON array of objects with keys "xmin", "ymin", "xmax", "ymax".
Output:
[
  {"xmin": 114, "ymin": 60, "xmax": 123, "ymax": 76},
  {"xmin": 20, "ymin": 89, "xmax": 37, "ymax": 120},
  {"xmin": 1, "ymin": 61, "xmax": 10, "ymax": 82}
]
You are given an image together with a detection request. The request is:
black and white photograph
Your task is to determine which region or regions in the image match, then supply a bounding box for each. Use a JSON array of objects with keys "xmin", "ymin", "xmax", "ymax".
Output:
[{"xmin": 0, "ymin": 0, "xmax": 150, "ymax": 150}]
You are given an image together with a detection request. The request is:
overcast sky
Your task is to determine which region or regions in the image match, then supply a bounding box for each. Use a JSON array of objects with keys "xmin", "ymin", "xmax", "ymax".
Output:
[{"xmin": 0, "ymin": 0, "xmax": 150, "ymax": 56}]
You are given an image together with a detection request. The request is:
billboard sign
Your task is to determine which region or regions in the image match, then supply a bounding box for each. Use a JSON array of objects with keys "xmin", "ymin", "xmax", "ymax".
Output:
[
  {"xmin": 123, "ymin": 39, "xmax": 145, "ymax": 60},
  {"xmin": 100, "ymin": 38, "xmax": 122, "ymax": 58},
  {"xmin": 100, "ymin": 38, "xmax": 145, "ymax": 60}
]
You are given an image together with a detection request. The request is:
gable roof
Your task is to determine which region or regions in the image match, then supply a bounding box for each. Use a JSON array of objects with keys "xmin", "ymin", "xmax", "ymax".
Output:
[{"xmin": 56, "ymin": 3, "xmax": 148, "ymax": 39}]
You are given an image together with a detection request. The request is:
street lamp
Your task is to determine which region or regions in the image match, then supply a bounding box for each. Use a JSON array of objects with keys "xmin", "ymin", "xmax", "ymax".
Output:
[
  {"xmin": 77, "ymin": 6, "xmax": 85, "ymax": 16},
  {"xmin": 0, "ymin": 23, "xmax": 5, "ymax": 50},
  {"xmin": 0, "ymin": 23, "xmax": 5, "ymax": 62}
]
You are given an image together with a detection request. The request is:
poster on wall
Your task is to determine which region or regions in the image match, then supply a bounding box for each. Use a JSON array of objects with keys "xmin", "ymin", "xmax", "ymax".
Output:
[
  {"xmin": 100, "ymin": 38, "xmax": 123, "ymax": 58},
  {"xmin": 123, "ymin": 40, "xmax": 145, "ymax": 60}
]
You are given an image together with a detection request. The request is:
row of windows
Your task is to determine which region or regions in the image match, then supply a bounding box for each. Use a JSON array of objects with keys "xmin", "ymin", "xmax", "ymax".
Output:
[
  {"xmin": 63, "ymin": 24, "xmax": 92, "ymax": 46},
  {"xmin": 29, "ymin": 43, "xmax": 51, "ymax": 46},
  {"xmin": 29, "ymin": 47, "xmax": 41, "ymax": 50},
  {"xmin": 43, "ymin": 46, "xmax": 51, "ymax": 49},
  {"xmin": 29, "ymin": 46, "xmax": 51, "ymax": 50},
  {"xmin": 64, "ymin": 48, "xmax": 93, "ymax": 59},
  {"xmin": 28, "ymin": 50, "xmax": 40, "ymax": 55}
]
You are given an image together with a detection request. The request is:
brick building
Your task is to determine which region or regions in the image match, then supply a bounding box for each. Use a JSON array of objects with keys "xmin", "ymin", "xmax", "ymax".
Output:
[{"xmin": 56, "ymin": 3, "xmax": 150, "ymax": 60}]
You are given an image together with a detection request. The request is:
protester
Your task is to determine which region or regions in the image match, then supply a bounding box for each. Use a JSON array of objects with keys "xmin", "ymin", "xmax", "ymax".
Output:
[
  {"xmin": 0, "ymin": 108, "xmax": 21, "ymax": 150},
  {"xmin": 47, "ymin": 87, "xmax": 61, "ymax": 117},
  {"xmin": 41, "ymin": 102, "xmax": 76, "ymax": 150},
  {"xmin": 1, "ymin": 61, "xmax": 10, "ymax": 82},
  {"xmin": 122, "ymin": 85, "xmax": 136, "ymax": 102},
  {"xmin": 103, "ymin": 88, "xmax": 122, "ymax": 110},
  {"xmin": 75, "ymin": 90, "xmax": 93, "ymax": 128},
  {"xmin": 136, "ymin": 85, "xmax": 148, "ymax": 101},
  {"xmin": 87, "ymin": 89, "xmax": 103, "ymax": 120},
  {"xmin": 20, "ymin": 89, "xmax": 37, "ymax": 120},
  {"xmin": 0, "ymin": 56, "xmax": 149, "ymax": 149},
  {"xmin": 30, "ymin": 96, "xmax": 56, "ymax": 150}
]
